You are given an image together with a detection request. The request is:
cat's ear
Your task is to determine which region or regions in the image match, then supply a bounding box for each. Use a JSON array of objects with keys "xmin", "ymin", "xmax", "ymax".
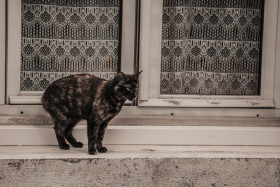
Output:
[
  {"xmin": 115, "ymin": 72, "xmax": 127, "ymax": 85},
  {"xmin": 135, "ymin": 70, "xmax": 143, "ymax": 78}
]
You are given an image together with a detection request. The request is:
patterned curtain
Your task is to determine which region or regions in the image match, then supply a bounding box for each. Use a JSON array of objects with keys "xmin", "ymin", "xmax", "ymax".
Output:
[
  {"xmin": 160, "ymin": 0, "xmax": 264, "ymax": 95},
  {"xmin": 21, "ymin": 0, "xmax": 121, "ymax": 91}
]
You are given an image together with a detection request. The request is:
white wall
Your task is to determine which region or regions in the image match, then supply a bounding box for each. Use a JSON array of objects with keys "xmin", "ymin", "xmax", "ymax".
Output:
[
  {"xmin": 274, "ymin": 1, "xmax": 280, "ymax": 109},
  {"xmin": 0, "ymin": 0, "xmax": 6, "ymax": 105}
]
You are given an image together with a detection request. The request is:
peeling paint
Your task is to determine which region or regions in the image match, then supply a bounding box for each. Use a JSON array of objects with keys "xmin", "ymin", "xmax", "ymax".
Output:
[
  {"xmin": 143, "ymin": 149, "xmax": 155, "ymax": 152},
  {"xmin": 208, "ymin": 101, "xmax": 220, "ymax": 105},
  {"xmin": 252, "ymin": 102, "xmax": 260, "ymax": 106},
  {"xmin": 168, "ymin": 100, "xmax": 180, "ymax": 105}
]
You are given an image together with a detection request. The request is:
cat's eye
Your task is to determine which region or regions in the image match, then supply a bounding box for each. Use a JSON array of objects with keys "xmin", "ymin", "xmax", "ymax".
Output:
[
  {"xmin": 126, "ymin": 87, "xmax": 131, "ymax": 91},
  {"xmin": 121, "ymin": 84, "xmax": 132, "ymax": 90}
]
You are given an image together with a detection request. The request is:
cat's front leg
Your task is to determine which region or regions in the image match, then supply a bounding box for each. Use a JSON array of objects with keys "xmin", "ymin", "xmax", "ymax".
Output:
[
  {"xmin": 97, "ymin": 121, "xmax": 109, "ymax": 153},
  {"xmin": 87, "ymin": 118, "xmax": 101, "ymax": 155}
]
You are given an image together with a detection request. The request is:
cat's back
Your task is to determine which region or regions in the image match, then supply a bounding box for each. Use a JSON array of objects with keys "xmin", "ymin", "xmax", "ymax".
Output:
[
  {"xmin": 46, "ymin": 74, "xmax": 101, "ymax": 89},
  {"xmin": 42, "ymin": 74, "xmax": 101, "ymax": 96},
  {"xmin": 42, "ymin": 74, "xmax": 105, "ymax": 114}
]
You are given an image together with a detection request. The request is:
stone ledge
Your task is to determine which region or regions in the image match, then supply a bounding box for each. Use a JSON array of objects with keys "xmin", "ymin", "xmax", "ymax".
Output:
[
  {"xmin": 1, "ymin": 145, "xmax": 280, "ymax": 159},
  {"xmin": 0, "ymin": 145, "xmax": 279, "ymax": 187}
]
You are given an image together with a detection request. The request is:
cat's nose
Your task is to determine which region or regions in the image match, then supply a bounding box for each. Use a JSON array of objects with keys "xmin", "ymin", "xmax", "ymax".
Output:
[{"xmin": 134, "ymin": 87, "xmax": 139, "ymax": 94}]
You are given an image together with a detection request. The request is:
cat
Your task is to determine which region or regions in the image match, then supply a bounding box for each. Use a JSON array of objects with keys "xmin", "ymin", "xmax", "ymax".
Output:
[{"xmin": 41, "ymin": 71, "xmax": 142, "ymax": 155}]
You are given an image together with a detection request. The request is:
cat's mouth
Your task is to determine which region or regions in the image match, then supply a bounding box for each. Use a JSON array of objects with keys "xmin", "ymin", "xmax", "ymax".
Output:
[{"xmin": 127, "ymin": 96, "xmax": 138, "ymax": 101}]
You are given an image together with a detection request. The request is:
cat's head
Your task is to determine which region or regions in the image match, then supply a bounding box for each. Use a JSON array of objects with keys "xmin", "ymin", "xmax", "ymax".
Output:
[{"xmin": 113, "ymin": 71, "xmax": 142, "ymax": 101}]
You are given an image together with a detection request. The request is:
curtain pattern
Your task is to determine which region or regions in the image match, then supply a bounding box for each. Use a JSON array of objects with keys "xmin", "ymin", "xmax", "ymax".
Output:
[
  {"xmin": 160, "ymin": 0, "xmax": 264, "ymax": 95},
  {"xmin": 21, "ymin": 0, "xmax": 121, "ymax": 91}
]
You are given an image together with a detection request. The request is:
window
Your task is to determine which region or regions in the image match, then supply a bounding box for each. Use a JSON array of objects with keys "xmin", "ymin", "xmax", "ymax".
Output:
[
  {"xmin": 161, "ymin": 0, "xmax": 263, "ymax": 96},
  {"xmin": 3, "ymin": 0, "xmax": 280, "ymax": 113},
  {"xmin": 21, "ymin": 0, "xmax": 121, "ymax": 91},
  {"xmin": 1, "ymin": 0, "xmax": 280, "ymax": 146},
  {"xmin": 7, "ymin": 0, "xmax": 137, "ymax": 104},
  {"xmin": 139, "ymin": 0, "xmax": 279, "ymax": 108}
]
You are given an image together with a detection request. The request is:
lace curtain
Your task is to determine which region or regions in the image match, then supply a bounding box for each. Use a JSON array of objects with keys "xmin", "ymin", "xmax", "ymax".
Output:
[
  {"xmin": 160, "ymin": 0, "xmax": 264, "ymax": 95},
  {"xmin": 21, "ymin": 0, "xmax": 121, "ymax": 91}
]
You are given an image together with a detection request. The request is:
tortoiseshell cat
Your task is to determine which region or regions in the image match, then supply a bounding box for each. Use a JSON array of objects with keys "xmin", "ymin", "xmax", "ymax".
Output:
[{"xmin": 42, "ymin": 71, "xmax": 142, "ymax": 155}]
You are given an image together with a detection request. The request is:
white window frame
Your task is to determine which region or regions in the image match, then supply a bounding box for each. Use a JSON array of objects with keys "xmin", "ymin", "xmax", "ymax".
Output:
[
  {"xmin": 138, "ymin": 0, "xmax": 279, "ymax": 108},
  {"xmin": 0, "ymin": 0, "xmax": 6, "ymax": 105},
  {"xmin": 3, "ymin": 0, "xmax": 280, "ymax": 114},
  {"xmin": 1, "ymin": 0, "xmax": 280, "ymax": 146},
  {"xmin": 6, "ymin": 0, "xmax": 137, "ymax": 104}
]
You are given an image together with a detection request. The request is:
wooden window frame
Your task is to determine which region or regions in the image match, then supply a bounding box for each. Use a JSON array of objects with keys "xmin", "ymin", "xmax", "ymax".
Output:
[{"xmin": 138, "ymin": 0, "xmax": 279, "ymax": 108}]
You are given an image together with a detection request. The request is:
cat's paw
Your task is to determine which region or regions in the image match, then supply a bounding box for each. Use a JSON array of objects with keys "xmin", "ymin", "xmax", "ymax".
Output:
[
  {"xmin": 73, "ymin": 142, "xmax": 83, "ymax": 148},
  {"xmin": 88, "ymin": 149, "xmax": 97, "ymax": 155},
  {"xmin": 98, "ymin": 146, "xmax": 107, "ymax": 153},
  {"xmin": 59, "ymin": 143, "xmax": 70, "ymax": 150}
]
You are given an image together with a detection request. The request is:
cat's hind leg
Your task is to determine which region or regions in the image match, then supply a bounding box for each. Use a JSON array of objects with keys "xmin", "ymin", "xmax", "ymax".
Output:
[
  {"xmin": 53, "ymin": 122, "xmax": 70, "ymax": 150},
  {"xmin": 64, "ymin": 121, "xmax": 83, "ymax": 148}
]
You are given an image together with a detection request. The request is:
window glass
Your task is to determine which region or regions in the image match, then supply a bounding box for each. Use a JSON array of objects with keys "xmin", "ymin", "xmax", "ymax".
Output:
[
  {"xmin": 21, "ymin": 0, "xmax": 121, "ymax": 91},
  {"xmin": 160, "ymin": 0, "xmax": 264, "ymax": 95}
]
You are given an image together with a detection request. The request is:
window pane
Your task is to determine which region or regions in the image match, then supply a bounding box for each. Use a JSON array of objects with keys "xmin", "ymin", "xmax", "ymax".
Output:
[
  {"xmin": 21, "ymin": 0, "xmax": 121, "ymax": 91},
  {"xmin": 161, "ymin": 0, "xmax": 264, "ymax": 95}
]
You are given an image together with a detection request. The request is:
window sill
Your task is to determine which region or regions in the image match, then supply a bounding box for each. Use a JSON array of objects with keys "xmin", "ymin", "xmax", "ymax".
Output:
[
  {"xmin": 0, "ymin": 115, "xmax": 279, "ymax": 146},
  {"xmin": 139, "ymin": 99, "xmax": 275, "ymax": 108},
  {"xmin": 9, "ymin": 95, "xmax": 275, "ymax": 108}
]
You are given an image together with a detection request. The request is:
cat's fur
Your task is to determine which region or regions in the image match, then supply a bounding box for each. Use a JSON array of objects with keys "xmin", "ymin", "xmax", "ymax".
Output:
[{"xmin": 41, "ymin": 71, "xmax": 141, "ymax": 155}]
